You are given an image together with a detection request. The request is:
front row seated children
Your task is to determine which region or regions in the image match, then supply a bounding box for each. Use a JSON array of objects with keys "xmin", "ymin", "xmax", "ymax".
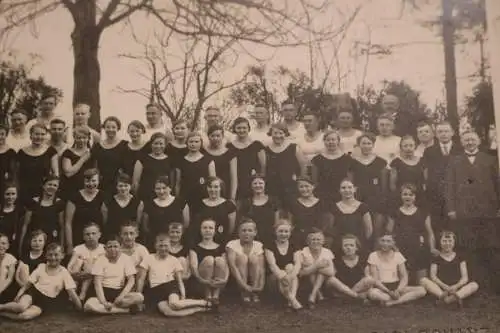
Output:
[
  {"xmin": 15, "ymin": 230, "xmax": 47, "ymax": 289},
  {"xmin": 0, "ymin": 234, "xmax": 18, "ymax": 304},
  {"xmin": 67, "ymin": 223, "xmax": 105, "ymax": 301},
  {"xmin": 168, "ymin": 223, "xmax": 191, "ymax": 280},
  {"xmin": 137, "ymin": 234, "xmax": 212, "ymax": 317},
  {"xmin": 0, "ymin": 243, "xmax": 82, "ymax": 320},
  {"xmin": 264, "ymin": 219, "xmax": 303, "ymax": 311},
  {"xmin": 226, "ymin": 218, "xmax": 265, "ymax": 304},
  {"xmin": 367, "ymin": 233, "xmax": 427, "ymax": 306},
  {"xmin": 189, "ymin": 219, "xmax": 228, "ymax": 304},
  {"xmin": 298, "ymin": 229, "xmax": 334, "ymax": 308},
  {"xmin": 119, "ymin": 221, "xmax": 149, "ymax": 268},
  {"xmin": 83, "ymin": 236, "xmax": 144, "ymax": 314},
  {"xmin": 326, "ymin": 234, "xmax": 375, "ymax": 301},
  {"xmin": 420, "ymin": 231, "xmax": 479, "ymax": 307}
]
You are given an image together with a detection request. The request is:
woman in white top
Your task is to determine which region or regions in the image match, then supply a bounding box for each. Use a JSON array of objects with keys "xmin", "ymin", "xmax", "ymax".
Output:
[
  {"xmin": 367, "ymin": 233, "xmax": 426, "ymax": 306},
  {"xmin": 226, "ymin": 219, "xmax": 265, "ymax": 303},
  {"xmin": 337, "ymin": 109, "xmax": 363, "ymax": 156},
  {"xmin": 299, "ymin": 112, "xmax": 324, "ymax": 176},
  {"xmin": 298, "ymin": 229, "xmax": 334, "ymax": 308}
]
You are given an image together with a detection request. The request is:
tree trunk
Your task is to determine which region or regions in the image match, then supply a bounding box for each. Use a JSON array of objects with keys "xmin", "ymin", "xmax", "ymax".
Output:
[
  {"xmin": 442, "ymin": 0, "xmax": 459, "ymax": 131},
  {"xmin": 71, "ymin": 1, "xmax": 102, "ymax": 130}
]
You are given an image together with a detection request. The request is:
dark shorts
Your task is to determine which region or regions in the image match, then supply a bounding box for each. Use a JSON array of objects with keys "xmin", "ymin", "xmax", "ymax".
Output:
[
  {"xmin": 146, "ymin": 281, "xmax": 179, "ymax": 305},
  {"xmin": 337, "ymin": 273, "xmax": 364, "ymax": 289},
  {"xmin": 28, "ymin": 287, "xmax": 63, "ymax": 311},
  {"xmin": 87, "ymin": 287, "xmax": 123, "ymax": 303},
  {"xmin": 382, "ymin": 282, "xmax": 399, "ymax": 292},
  {"xmin": 0, "ymin": 283, "xmax": 18, "ymax": 304},
  {"xmin": 404, "ymin": 247, "xmax": 431, "ymax": 272}
]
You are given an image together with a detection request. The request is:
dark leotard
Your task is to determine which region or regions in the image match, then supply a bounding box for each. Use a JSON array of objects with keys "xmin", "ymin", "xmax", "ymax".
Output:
[
  {"xmin": 289, "ymin": 199, "xmax": 330, "ymax": 248},
  {"xmin": 432, "ymin": 252, "xmax": 466, "ymax": 286},
  {"xmin": 17, "ymin": 146, "xmax": 57, "ymax": 205},
  {"xmin": 351, "ymin": 157, "xmax": 387, "ymax": 214},
  {"xmin": 193, "ymin": 243, "xmax": 225, "ymax": 264},
  {"xmin": 92, "ymin": 140, "xmax": 127, "ymax": 193},
  {"xmin": 203, "ymin": 148, "xmax": 234, "ymax": 199},
  {"xmin": 194, "ymin": 200, "xmax": 236, "ymax": 246},
  {"xmin": 60, "ymin": 149, "xmax": 97, "ymax": 199},
  {"xmin": 178, "ymin": 154, "xmax": 212, "ymax": 215},
  {"xmin": 265, "ymin": 144, "xmax": 300, "ymax": 208},
  {"xmin": 26, "ymin": 196, "xmax": 65, "ymax": 245},
  {"xmin": 333, "ymin": 256, "xmax": 366, "ymax": 288},
  {"xmin": 69, "ymin": 190, "xmax": 105, "ymax": 246},
  {"xmin": 238, "ymin": 196, "xmax": 280, "ymax": 247},
  {"xmin": 266, "ymin": 241, "xmax": 296, "ymax": 270},
  {"xmin": 104, "ymin": 195, "xmax": 141, "ymax": 237},
  {"xmin": 227, "ymin": 141, "xmax": 264, "ymax": 200},
  {"xmin": 137, "ymin": 154, "xmax": 173, "ymax": 200},
  {"xmin": 311, "ymin": 153, "xmax": 353, "ymax": 204}
]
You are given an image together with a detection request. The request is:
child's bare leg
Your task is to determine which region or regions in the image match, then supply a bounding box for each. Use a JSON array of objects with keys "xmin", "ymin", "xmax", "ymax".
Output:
[
  {"xmin": 283, "ymin": 264, "xmax": 301, "ymax": 309},
  {"xmin": 455, "ymin": 282, "xmax": 479, "ymax": 300},
  {"xmin": 385, "ymin": 286, "xmax": 426, "ymax": 307},
  {"xmin": 325, "ymin": 276, "xmax": 358, "ymax": 298},
  {"xmin": 0, "ymin": 295, "xmax": 32, "ymax": 313},
  {"xmin": 116, "ymin": 292, "xmax": 144, "ymax": 308},
  {"xmin": 168, "ymin": 294, "xmax": 208, "ymax": 310},
  {"xmin": 198, "ymin": 256, "xmax": 215, "ymax": 299},
  {"xmin": 0, "ymin": 305, "xmax": 42, "ymax": 321},
  {"xmin": 317, "ymin": 266, "xmax": 334, "ymax": 300},
  {"xmin": 83, "ymin": 297, "xmax": 129, "ymax": 314},
  {"xmin": 420, "ymin": 277, "xmax": 445, "ymax": 299},
  {"xmin": 79, "ymin": 279, "xmax": 91, "ymax": 300},
  {"xmin": 248, "ymin": 254, "xmax": 264, "ymax": 292},
  {"xmin": 373, "ymin": 213, "xmax": 386, "ymax": 240},
  {"xmin": 158, "ymin": 301, "xmax": 207, "ymax": 317},
  {"xmin": 235, "ymin": 253, "xmax": 249, "ymax": 299},
  {"xmin": 213, "ymin": 256, "xmax": 228, "ymax": 300},
  {"xmin": 352, "ymin": 276, "xmax": 376, "ymax": 297},
  {"xmin": 367, "ymin": 288, "xmax": 392, "ymax": 303}
]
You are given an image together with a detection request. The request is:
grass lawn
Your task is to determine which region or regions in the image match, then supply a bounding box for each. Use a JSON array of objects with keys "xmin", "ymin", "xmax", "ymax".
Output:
[{"xmin": 1, "ymin": 292, "xmax": 498, "ymax": 333}]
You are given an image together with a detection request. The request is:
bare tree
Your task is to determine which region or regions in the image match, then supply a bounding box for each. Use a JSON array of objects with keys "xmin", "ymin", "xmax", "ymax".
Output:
[
  {"xmin": 0, "ymin": 0, "xmax": 348, "ymax": 129},
  {"xmin": 119, "ymin": 26, "xmax": 249, "ymax": 130}
]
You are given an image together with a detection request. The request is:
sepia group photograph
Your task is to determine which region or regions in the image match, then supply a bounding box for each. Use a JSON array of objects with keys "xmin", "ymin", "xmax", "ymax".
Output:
[{"xmin": 0, "ymin": 0, "xmax": 499, "ymax": 332}]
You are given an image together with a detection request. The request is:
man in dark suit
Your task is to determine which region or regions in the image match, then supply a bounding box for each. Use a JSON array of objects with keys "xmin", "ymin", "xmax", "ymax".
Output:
[
  {"xmin": 444, "ymin": 130, "xmax": 500, "ymax": 290},
  {"xmin": 423, "ymin": 121, "xmax": 461, "ymax": 233}
]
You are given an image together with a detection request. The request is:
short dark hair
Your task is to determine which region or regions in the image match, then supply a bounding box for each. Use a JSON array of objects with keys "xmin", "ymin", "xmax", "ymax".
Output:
[
  {"xmin": 102, "ymin": 116, "xmax": 122, "ymax": 130},
  {"xmin": 50, "ymin": 118, "xmax": 66, "ymax": 127}
]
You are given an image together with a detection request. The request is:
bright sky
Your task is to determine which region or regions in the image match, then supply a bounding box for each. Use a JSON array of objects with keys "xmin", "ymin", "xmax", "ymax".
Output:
[{"xmin": 8, "ymin": 0, "xmax": 490, "ymax": 125}]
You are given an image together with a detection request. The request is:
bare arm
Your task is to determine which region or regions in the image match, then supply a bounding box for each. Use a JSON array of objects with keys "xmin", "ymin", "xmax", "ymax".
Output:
[
  {"xmin": 0, "ymin": 263, "xmax": 16, "ymax": 293},
  {"xmin": 389, "ymin": 168, "xmax": 397, "ymax": 193},
  {"xmin": 182, "ymin": 203, "xmax": 190, "ymax": 230},
  {"xmin": 115, "ymin": 275, "xmax": 135, "ymax": 304},
  {"xmin": 229, "ymin": 157, "xmax": 238, "ymax": 201},
  {"xmin": 65, "ymin": 201, "xmax": 76, "ymax": 253},
  {"xmin": 295, "ymin": 146, "xmax": 307, "ymax": 177},
  {"xmin": 452, "ymin": 261, "xmax": 470, "ymax": 290},
  {"xmin": 62, "ymin": 153, "xmax": 90, "ymax": 177},
  {"xmin": 188, "ymin": 250, "xmax": 211, "ymax": 285},
  {"xmin": 208, "ymin": 161, "xmax": 216, "ymax": 178},
  {"xmin": 264, "ymin": 249, "xmax": 286, "ymax": 279},
  {"xmin": 93, "ymin": 276, "xmax": 107, "ymax": 305},
  {"xmin": 101, "ymin": 202, "xmax": 109, "ymax": 227},
  {"xmin": 19, "ymin": 210, "xmax": 32, "ymax": 254},
  {"xmin": 136, "ymin": 201, "xmax": 144, "ymax": 226},
  {"xmin": 136, "ymin": 267, "xmax": 147, "ymax": 294},
  {"xmin": 430, "ymin": 263, "xmax": 450, "ymax": 290},
  {"xmin": 227, "ymin": 211, "xmax": 236, "ymax": 238},
  {"xmin": 51, "ymin": 154, "xmax": 60, "ymax": 177},
  {"xmin": 362, "ymin": 212, "xmax": 373, "ymax": 241},
  {"xmin": 176, "ymin": 271, "xmax": 186, "ymax": 298},
  {"xmin": 396, "ymin": 263, "xmax": 409, "ymax": 292},
  {"xmin": 258, "ymin": 148, "xmax": 266, "ymax": 176},
  {"xmin": 175, "ymin": 168, "xmax": 181, "ymax": 196},
  {"xmin": 424, "ymin": 215, "xmax": 437, "ymax": 253},
  {"xmin": 386, "ymin": 216, "xmax": 395, "ymax": 233},
  {"xmin": 132, "ymin": 160, "xmax": 143, "ymax": 194}
]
